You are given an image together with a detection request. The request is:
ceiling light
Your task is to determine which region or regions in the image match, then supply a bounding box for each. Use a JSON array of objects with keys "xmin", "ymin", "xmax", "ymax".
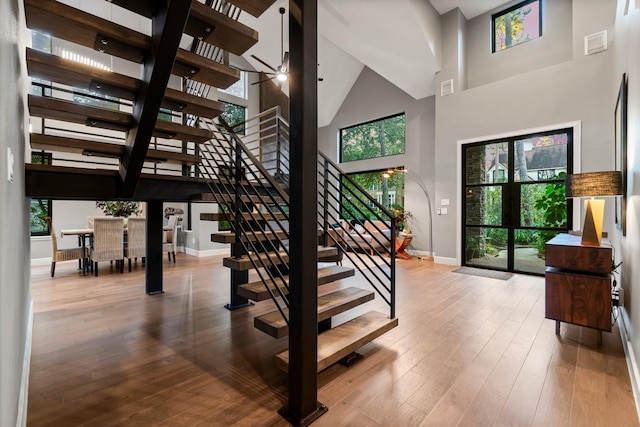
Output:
[{"xmin": 276, "ymin": 72, "xmax": 287, "ymax": 82}]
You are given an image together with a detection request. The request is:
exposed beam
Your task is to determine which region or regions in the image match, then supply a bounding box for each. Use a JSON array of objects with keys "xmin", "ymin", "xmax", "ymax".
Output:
[{"xmin": 119, "ymin": 0, "xmax": 193, "ymax": 197}]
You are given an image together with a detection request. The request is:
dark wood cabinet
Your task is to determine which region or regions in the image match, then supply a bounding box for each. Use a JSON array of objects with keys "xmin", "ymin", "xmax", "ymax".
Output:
[{"xmin": 545, "ymin": 234, "xmax": 612, "ymax": 344}]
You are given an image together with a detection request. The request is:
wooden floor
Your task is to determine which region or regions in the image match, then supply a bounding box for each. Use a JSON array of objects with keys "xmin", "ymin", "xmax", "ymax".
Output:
[{"xmin": 28, "ymin": 255, "xmax": 639, "ymax": 426}]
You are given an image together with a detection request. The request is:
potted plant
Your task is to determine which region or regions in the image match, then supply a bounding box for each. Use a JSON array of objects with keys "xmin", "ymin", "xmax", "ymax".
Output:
[
  {"xmin": 95, "ymin": 201, "xmax": 142, "ymax": 218},
  {"xmin": 390, "ymin": 206, "xmax": 413, "ymax": 232}
]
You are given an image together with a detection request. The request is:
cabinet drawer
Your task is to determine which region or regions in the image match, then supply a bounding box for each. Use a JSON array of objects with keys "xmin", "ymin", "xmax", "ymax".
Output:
[
  {"xmin": 545, "ymin": 269, "xmax": 611, "ymax": 332},
  {"xmin": 545, "ymin": 235, "xmax": 612, "ymax": 274}
]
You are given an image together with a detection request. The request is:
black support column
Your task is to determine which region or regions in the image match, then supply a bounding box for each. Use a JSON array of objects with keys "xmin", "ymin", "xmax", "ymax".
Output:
[
  {"xmin": 278, "ymin": 1, "xmax": 326, "ymax": 425},
  {"xmin": 146, "ymin": 200, "xmax": 164, "ymax": 295}
]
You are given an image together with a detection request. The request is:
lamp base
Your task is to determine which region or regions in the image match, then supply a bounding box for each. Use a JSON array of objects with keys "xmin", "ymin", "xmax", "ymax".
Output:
[{"xmin": 581, "ymin": 198, "xmax": 604, "ymax": 246}]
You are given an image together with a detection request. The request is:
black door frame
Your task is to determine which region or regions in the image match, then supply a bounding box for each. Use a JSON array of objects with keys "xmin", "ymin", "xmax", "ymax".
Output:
[{"xmin": 461, "ymin": 127, "xmax": 574, "ymax": 275}]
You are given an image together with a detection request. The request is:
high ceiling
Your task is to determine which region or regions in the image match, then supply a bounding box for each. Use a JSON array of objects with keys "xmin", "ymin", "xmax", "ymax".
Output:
[{"xmin": 238, "ymin": 0, "xmax": 512, "ymax": 126}]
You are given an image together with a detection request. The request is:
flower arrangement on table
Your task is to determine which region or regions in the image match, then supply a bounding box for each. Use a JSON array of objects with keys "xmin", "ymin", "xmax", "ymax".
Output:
[
  {"xmin": 95, "ymin": 201, "xmax": 142, "ymax": 218},
  {"xmin": 390, "ymin": 207, "xmax": 413, "ymax": 233}
]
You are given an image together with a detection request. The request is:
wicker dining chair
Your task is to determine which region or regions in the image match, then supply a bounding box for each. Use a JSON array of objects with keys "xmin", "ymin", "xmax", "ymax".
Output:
[
  {"xmin": 125, "ymin": 217, "xmax": 146, "ymax": 272},
  {"xmin": 90, "ymin": 217, "xmax": 125, "ymax": 276},
  {"xmin": 163, "ymin": 215, "xmax": 178, "ymax": 263},
  {"xmin": 45, "ymin": 217, "xmax": 88, "ymax": 277}
]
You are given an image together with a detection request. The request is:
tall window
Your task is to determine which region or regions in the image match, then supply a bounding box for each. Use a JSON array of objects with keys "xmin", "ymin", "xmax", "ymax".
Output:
[
  {"xmin": 31, "ymin": 152, "xmax": 52, "ymax": 236},
  {"xmin": 492, "ymin": 0, "xmax": 541, "ymax": 52},
  {"xmin": 218, "ymin": 101, "xmax": 247, "ymax": 135},
  {"xmin": 340, "ymin": 114, "xmax": 405, "ymax": 163}
]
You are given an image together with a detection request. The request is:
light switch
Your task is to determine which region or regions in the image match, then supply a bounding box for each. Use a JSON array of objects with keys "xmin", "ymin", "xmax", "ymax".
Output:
[
  {"xmin": 441, "ymin": 208, "xmax": 448, "ymax": 215},
  {"xmin": 441, "ymin": 199, "xmax": 450, "ymax": 206},
  {"xmin": 7, "ymin": 147, "xmax": 14, "ymax": 183}
]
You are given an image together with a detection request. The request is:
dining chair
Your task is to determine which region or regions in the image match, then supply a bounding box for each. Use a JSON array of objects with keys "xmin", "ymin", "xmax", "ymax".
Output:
[
  {"xmin": 125, "ymin": 217, "xmax": 146, "ymax": 272},
  {"xmin": 45, "ymin": 217, "xmax": 88, "ymax": 277},
  {"xmin": 163, "ymin": 215, "xmax": 178, "ymax": 263},
  {"xmin": 90, "ymin": 217, "xmax": 125, "ymax": 276}
]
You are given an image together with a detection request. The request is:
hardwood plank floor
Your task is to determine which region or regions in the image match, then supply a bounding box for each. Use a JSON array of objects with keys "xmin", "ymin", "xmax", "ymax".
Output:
[{"xmin": 28, "ymin": 255, "xmax": 638, "ymax": 426}]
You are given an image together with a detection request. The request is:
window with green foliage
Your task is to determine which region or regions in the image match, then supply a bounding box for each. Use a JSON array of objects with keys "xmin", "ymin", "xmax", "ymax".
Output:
[
  {"xmin": 73, "ymin": 88, "xmax": 120, "ymax": 111},
  {"xmin": 218, "ymin": 101, "xmax": 246, "ymax": 135},
  {"xmin": 31, "ymin": 152, "xmax": 52, "ymax": 236},
  {"xmin": 341, "ymin": 168, "xmax": 405, "ymax": 220},
  {"xmin": 340, "ymin": 114, "xmax": 406, "ymax": 163},
  {"xmin": 492, "ymin": 0, "xmax": 541, "ymax": 52}
]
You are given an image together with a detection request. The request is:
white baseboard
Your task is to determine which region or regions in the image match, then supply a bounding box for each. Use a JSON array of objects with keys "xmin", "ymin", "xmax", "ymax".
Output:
[
  {"xmin": 184, "ymin": 247, "xmax": 229, "ymax": 257},
  {"xmin": 617, "ymin": 308, "xmax": 640, "ymax": 421},
  {"xmin": 30, "ymin": 257, "xmax": 50, "ymax": 267},
  {"xmin": 434, "ymin": 256, "xmax": 458, "ymax": 265},
  {"xmin": 17, "ymin": 299, "xmax": 33, "ymax": 427}
]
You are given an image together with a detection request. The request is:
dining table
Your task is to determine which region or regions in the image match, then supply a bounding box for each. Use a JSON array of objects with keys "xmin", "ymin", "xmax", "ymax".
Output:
[{"xmin": 60, "ymin": 224, "xmax": 172, "ymax": 275}]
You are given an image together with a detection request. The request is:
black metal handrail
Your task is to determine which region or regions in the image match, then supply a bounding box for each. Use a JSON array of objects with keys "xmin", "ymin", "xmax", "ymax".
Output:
[{"xmin": 197, "ymin": 107, "xmax": 396, "ymax": 321}]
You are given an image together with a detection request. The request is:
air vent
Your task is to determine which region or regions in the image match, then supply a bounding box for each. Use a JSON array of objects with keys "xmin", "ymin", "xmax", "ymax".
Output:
[
  {"xmin": 584, "ymin": 31, "xmax": 607, "ymax": 55},
  {"xmin": 441, "ymin": 79, "xmax": 454, "ymax": 96}
]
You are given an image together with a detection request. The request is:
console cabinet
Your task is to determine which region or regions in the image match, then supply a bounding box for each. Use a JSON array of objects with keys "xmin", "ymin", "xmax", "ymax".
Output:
[{"xmin": 545, "ymin": 234, "xmax": 612, "ymax": 344}]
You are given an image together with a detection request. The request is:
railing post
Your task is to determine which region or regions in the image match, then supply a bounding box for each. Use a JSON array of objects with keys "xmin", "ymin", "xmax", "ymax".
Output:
[
  {"xmin": 390, "ymin": 218, "xmax": 397, "ymax": 320},
  {"xmin": 322, "ymin": 157, "xmax": 330, "ymax": 246},
  {"xmin": 225, "ymin": 132, "xmax": 252, "ymax": 310}
]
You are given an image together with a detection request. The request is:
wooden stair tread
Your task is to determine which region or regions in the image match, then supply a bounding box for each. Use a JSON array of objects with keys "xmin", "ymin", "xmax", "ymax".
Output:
[
  {"xmin": 254, "ymin": 287, "xmax": 375, "ymax": 338},
  {"xmin": 186, "ymin": 2, "xmax": 258, "ymax": 55},
  {"xmin": 211, "ymin": 230, "xmax": 290, "ymax": 244},
  {"xmin": 238, "ymin": 265, "xmax": 355, "ymax": 301},
  {"xmin": 275, "ymin": 310, "xmax": 399, "ymax": 372},
  {"xmin": 106, "ymin": 1, "xmax": 258, "ymax": 55},
  {"xmin": 224, "ymin": 0, "xmax": 277, "ymax": 17},
  {"xmin": 200, "ymin": 212, "xmax": 287, "ymax": 222},
  {"xmin": 25, "ymin": 0, "xmax": 240, "ymax": 89},
  {"xmin": 173, "ymin": 49, "xmax": 239, "ymax": 89},
  {"xmin": 26, "ymin": 48, "xmax": 224, "ymax": 119},
  {"xmin": 223, "ymin": 246, "xmax": 338, "ymax": 271},
  {"xmin": 28, "ymin": 96, "xmax": 213, "ymax": 143},
  {"xmin": 194, "ymin": 193, "xmax": 287, "ymax": 205},
  {"xmin": 30, "ymin": 134, "xmax": 202, "ymax": 166}
]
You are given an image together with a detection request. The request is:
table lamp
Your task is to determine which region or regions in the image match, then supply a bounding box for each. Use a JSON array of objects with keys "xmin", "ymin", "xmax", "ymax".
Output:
[{"xmin": 565, "ymin": 171, "xmax": 622, "ymax": 246}]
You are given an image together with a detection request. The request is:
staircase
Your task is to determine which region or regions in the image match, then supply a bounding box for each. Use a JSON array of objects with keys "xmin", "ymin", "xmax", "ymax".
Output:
[
  {"xmin": 22, "ymin": 0, "xmax": 398, "ymax": 391},
  {"xmin": 197, "ymin": 110, "xmax": 398, "ymax": 372}
]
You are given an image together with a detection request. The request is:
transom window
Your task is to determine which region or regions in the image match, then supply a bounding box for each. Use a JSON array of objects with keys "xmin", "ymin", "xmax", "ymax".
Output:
[
  {"xmin": 492, "ymin": 0, "xmax": 542, "ymax": 52},
  {"xmin": 340, "ymin": 114, "xmax": 405, "ymax": 163}
]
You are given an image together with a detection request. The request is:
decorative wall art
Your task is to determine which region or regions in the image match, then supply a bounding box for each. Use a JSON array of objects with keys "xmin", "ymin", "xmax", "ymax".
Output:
[{"xmin": 615, "ymin": 73, "xmax": 628, "ymax": 235}]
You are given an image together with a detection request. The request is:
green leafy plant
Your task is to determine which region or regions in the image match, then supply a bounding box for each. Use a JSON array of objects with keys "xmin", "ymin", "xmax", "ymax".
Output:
[
  {"xmin": 533, "ymin": 172, "xmax": 567, "ymax": 257},
  {"xmin": 96, "ymin": 201, "xmax": 142, "ymax": 218}
]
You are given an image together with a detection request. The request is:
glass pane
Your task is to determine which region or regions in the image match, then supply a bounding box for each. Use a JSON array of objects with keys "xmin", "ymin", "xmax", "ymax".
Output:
[
  {"xmin": 219, "ymin": 101, "xmax": 246, "ymax": 135},
  {"xmin": 465, "ymin": 142, "xmax": 508, "ymax": 185},
  {"xmin": 74, "ymin": 89, "xmax": 120, "ymax": 111},
  {"xmin": 514, "ymin": 133, "xmax": 568, "ymax": 182},
  {"xmin": 520, "ymin": 182, "xmax": 568, "ymax": 228},
  {"xmin": 30, "ymin": 199, "xmax": 50, "ymax": 236},
  {"xmin": 514, "ymin": 229, "xmax": 560, "ymax": 274},
  {"xmin": 340, "ymin": 114, "xmax": 405, "ymax": 162},
  {"xmin": 465, "ymin": 227, "xmax": 508, "ymax": 269},
  {"xmin": 465, "ymin": 186, "xmax": 502, "ymax": 226},
  {"xmin": 218, "ymin": 71, "xmax": 247, "ymax": 99},
  {"xmin": 494, "ymin": 0, "xmax": 541, "ymax": 52},
  {"xmin": 341, "ymin": 170, "xmax": 404, "ymax": 220}
]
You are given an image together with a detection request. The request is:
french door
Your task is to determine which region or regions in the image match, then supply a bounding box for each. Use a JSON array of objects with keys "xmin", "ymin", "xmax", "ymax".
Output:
[{"xmin": 462, "ymin": 129, "xmax": 573, "ymax": 275}]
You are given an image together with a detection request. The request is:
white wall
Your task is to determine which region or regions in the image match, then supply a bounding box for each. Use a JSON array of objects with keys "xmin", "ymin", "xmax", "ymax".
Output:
[
  {"xmin": 318, "ymin": 67, "xmax": 436, "ymax": 254},
  {"xmin": 0, "ymin": 1, "xmax": 32, "ymax": 425},
  {"xmin": 466, "ymin": 0, "xmax": 573, "ymax": 89},
  {"xmin": 612, "ymin": 0, "xmax": 640, "ymax": 410},
  {"xmin": 434, "ymin": 0, "xmax": 616, "ymax": 261}
]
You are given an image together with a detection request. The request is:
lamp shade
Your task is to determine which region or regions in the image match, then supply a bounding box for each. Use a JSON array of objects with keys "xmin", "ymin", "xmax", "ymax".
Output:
[{"xmin": 565, "ymin": 171, "xmax": 623, "ymax": 198}]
